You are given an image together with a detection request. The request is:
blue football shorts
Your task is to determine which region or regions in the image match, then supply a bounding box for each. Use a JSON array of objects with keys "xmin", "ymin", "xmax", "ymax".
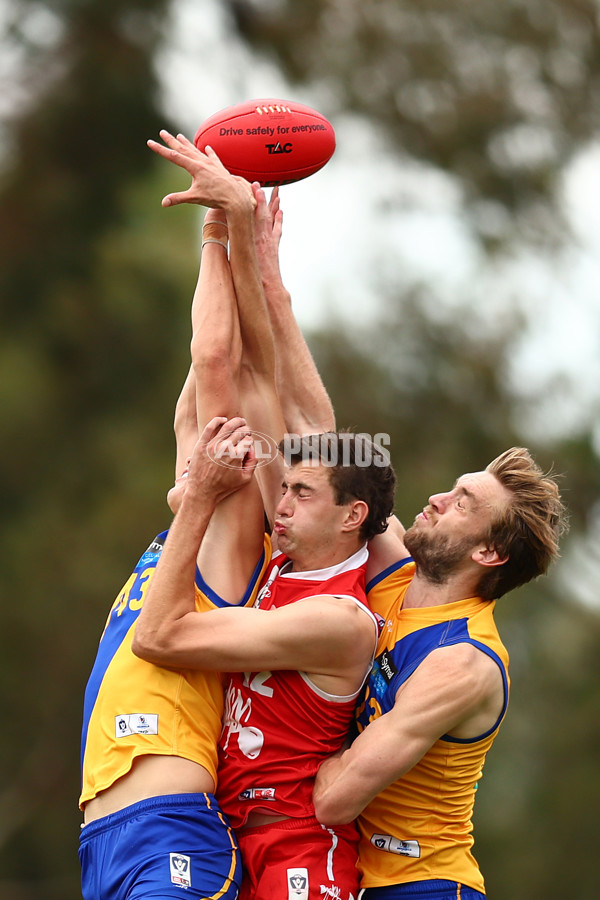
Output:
[
  {"xmin": 79, "ymin": 793, "xmax": 241, "ymax": 900},
  {"xmin": 359, "ymin": 880, "xmax": 486, "ymax": 900}
]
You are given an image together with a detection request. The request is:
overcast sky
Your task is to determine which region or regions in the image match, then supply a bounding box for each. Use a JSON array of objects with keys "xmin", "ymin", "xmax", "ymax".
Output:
[
  {"xmin": 157, "ymin": 0, "xmax": 600, "ymax": 454},
  {"xmin": 2, "ymin": 0, "xmax": 598, "ymax": 606}
]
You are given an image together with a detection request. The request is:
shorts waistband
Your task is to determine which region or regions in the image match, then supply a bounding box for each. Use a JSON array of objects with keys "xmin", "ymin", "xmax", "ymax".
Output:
[
  {"xmin": 361, "ymin": 881, "xmax": 480, "ymax": 899},
  {"xmin": 404, "ymin": 882, "xmax": 460, "ymax": 897},
  {"xmin": 81, "ymin": 792, "xmax": 217, "ymax": 837},
  {"xmin": 240, "ymin": 814, "xmax": 357, "ymax": 839}
]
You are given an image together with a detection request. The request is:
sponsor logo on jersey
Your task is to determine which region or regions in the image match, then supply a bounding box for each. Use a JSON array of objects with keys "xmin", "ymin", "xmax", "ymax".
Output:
[
  {"xmin": 114, "ymin": 713, "xmax": 158, "ymax": 737},
  {"xmin": 146, "ymin": 537, "xmax": 165, "ymax": 554},
  {"xmin": 254, "ymin": 566, "xmax": 280, "ymax": 607},
  {"xmin": 287, "ymin": 867, "xmax": 309, "ymax": 900},
  {"xmin": 319, "ymin": 886, "xmax": 343, "ymax": 900},
  {"xmin": 239, "ymin": 787, "xmax": 276, "ymax": 801},
  {"xmin": 371, "ymin": 832, "xmax": 420, "ymax": 858},
  {"xmin": 170, "ymin": 853, "xmax": 192, "ymax": 887},
  {"xmin": 137, "ymin": 535, "xmax": 165, "ymax": 567},
  {"xmin": 368, "ymin": 649, "xmax": 397, "ymax": 701},
  {"xmin": 377, "ymin": 650, "xmax": 397, "ymax": 683}
]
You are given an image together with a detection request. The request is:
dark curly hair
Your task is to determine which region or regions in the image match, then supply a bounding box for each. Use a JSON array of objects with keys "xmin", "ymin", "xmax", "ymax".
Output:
[{"xmin": 279, "ymin": 431, "xmax": 397, "ymax": 542}]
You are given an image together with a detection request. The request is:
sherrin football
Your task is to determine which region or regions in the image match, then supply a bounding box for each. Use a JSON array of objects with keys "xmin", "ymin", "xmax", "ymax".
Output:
[{"xmin": 194, "ymin": 99, "xmax": 336, "ymax": 187}]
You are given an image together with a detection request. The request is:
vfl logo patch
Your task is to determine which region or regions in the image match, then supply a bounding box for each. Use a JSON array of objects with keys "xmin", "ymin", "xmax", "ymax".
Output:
[
  {"xmin": 371, "ymin": 833, "xmax": 420, "ymax": 858},
  {"xmin": 287, "ymin": 867, "xmax": 308, "ymax": 900},
  {"xmin": 374, "ymin": 611, "xmax": 386, "ymax": 634},
  {"xmin": 170, "ymin": 853, "xmax": 191, "ymax": 887},
  {"xmin": 114, "ymin": 714, "xmax": 158, "ymax": 737}
]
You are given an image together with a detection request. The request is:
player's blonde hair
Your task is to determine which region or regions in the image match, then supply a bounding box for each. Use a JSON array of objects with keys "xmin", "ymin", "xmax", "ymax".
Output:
[{"xmin": 477, "ymin": 447, "xmax": 568, "ymax": 600}]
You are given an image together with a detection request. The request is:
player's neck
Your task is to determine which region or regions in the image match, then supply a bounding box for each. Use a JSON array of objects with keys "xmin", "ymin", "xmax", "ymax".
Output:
[{"xmin": 403, "ymin": 569, "xmax": 481, "ymax": 609}]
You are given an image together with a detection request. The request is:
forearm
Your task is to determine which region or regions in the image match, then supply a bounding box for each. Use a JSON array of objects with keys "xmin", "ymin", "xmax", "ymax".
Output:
[
  {"xmin": 190, "ymin": 209, "xmax": 246, "ymax": 428},
  {"xmin": 255, "ymin": 189, "xmax": 335, "ymax": 434},
  {"xmin": 313, "ymin": 712, "xmax": 427, "ymax": 826},
  {"xmin": 313, "ymin": 745, "xmax": 381, "ymax": 826},
  {"xmin": 314, "ymin": 648, "xmax": 492, "ymax": 826},
  {"xmin": 228, "ymin": 200, "xmax": 277, "ymax": 382},
  {"xmin": 265, "ymin": 285, "xmax": 335, "ymax": 434},
  {"xmin": 226, "ymin": 192, "xmax": 287, "ymax": 474}
]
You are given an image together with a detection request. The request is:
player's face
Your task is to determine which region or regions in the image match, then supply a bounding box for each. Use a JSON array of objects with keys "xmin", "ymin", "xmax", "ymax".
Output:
[
  {"xmin": 274, "ymin": 462, "xmax": 353, "ymax": 570},
  {"xmin": 403, "ymin": 470, "xmax": 510, "ymax": 583}
]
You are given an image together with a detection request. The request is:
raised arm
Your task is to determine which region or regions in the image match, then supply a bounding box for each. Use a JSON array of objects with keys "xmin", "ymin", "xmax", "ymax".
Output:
[
  {"xmin": 147, "ymin": 131, "xmax": 267, "ymax": 602},
  {"xmin": 254, "ymin": 186, "xmax": 336, "ymax": 435},
  {"xmin": 171, "ymin": 364, "xmax": 198, "ymax": 485},
  {"xmin": 221, "ymin": 181, "xmax": 288, "ymax": 526},
  {"xmin": 134, "ymin": 417, "xmax": 258, "ymax": 650},
  {"xmin": 149, "ymin": 132, "xmax": 288, "ymax": 522},
  {"xmin": 134, "ymin": 417, "xmax": 375, "ymax": 697},
  {"xmin": 134, "ymin": 590, "xmax": 375, "ymax": 697}
]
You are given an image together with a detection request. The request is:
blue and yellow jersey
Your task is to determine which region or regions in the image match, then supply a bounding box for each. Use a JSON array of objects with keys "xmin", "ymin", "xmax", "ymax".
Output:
[
  {"xmin": 356, "ymin": 558, "xmax": 510, "ymax": 893},
  {"xmin": 79, "ymin": 531, "xmax": 270, "ymax": 809}
]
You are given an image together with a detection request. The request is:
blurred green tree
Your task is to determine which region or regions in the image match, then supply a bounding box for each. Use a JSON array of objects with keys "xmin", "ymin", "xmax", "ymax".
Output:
[
  {"xmin": 0, "ymin": 2, "xmax": 199, "ymax": 898},
  {"xmin": 226, "ymin": 0, "xmax": 600, "ymax": 250},
  {"xmin": 1, "ymin": 1, "xmax": 600, "ymax": 899}
]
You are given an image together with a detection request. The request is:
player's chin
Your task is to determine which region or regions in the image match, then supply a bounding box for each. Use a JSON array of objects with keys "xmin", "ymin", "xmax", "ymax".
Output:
[{"xmin": 273, "ymin": 531, "xmax": 293, "ymax": 555}]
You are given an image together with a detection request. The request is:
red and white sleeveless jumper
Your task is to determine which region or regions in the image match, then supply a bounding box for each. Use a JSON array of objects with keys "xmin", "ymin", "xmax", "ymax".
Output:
[{"xmin": 216, "ymin": 545, "xmax": 375, "ymax": 829}]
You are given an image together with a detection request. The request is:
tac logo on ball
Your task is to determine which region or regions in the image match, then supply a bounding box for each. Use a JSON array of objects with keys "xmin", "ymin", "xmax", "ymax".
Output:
[{"xmin": 194, "ymin": 98, "xmax": 336, "ymax": 186}]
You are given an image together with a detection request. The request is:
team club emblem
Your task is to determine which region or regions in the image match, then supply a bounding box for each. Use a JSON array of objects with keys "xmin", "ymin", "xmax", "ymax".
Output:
[
  {"xmin": 287, "ymin": 867, "xmax": 309, "ymax": 900},
  {"xmin": 114, "ymin": 713, "xmax": 158, "ymax": 737},
  {"xmin": 371, "ymin": 833, "xmax": 420, "ymax": 858},
  {"xmin": 170, "ymin": 853, "xmax": 192, "ymax": 888}
]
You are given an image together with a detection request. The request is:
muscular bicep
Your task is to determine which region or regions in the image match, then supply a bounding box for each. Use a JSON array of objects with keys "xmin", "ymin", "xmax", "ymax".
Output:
[
  {"xmin": 195, "ymin": 476, "xmax": 267, "ymax": 607},
  {"xmin": 314, "ymin": 643, "xmax": 505, "ymax": 825},
  {"xmin": 143, "ymin": 595, "xmax": 375, "ymax": 682},
  {"xmin": 173, "ymin": 366, "xmax": 199, "ymax": 479},
  {"xmin": 392, "ymin": 643, "xmax": 506, "ymax": 743}
]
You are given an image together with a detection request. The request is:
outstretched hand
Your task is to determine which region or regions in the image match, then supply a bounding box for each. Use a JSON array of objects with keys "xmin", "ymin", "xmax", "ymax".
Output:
[
  {"xmin": 147, "ymin": 130, "xmax": 256, "ymax": 210},
  {"xmin": 184, "ymin": 416, "xmax": 257, "ymax": 505},
  {"xmin": 253, "ymin": 183, "xmax": 284, "ymax": 288}
]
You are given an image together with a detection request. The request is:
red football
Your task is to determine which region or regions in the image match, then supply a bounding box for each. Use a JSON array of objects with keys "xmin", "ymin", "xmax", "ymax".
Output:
[{"xmin": 194, "ymin": 99, "xmax": 336, "ymax": 186}]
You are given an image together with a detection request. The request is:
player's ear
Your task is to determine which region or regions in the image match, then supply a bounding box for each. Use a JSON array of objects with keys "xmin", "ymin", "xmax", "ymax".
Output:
[
  {"xmin": 342, "ymin": 500, "xmax": 369, "ymax": 534},
  {"xmin": 472, "ymin": 544, "xmax": 508, "ymax": 568}
]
